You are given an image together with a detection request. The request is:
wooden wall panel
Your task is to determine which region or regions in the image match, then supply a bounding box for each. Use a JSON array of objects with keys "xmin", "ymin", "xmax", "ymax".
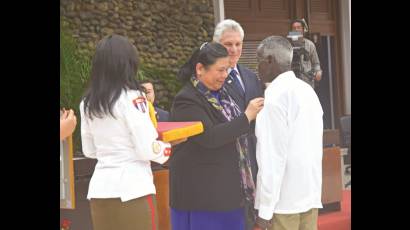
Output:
[
  {"xmin": 310, "ymin": 0, "xmax": 336, "ymax": 34},
  {"xmin": 224, "ymin": 0, "xmax": 254, "ymax": 18},
  {"xmin": 258, "ymin": 0, "xmax": 291, "ymax": 19}
]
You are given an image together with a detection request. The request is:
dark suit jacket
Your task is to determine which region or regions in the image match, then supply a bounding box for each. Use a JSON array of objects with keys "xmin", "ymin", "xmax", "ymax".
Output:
[
  {"xmin": 225, "ymin": 64, "xmax": 264, "ymax": 183},
  {"xmin": 155, "ymin": 106, "xmax": 169, "ymax": 122},
  {"xmin": 169, "ymin": 82, "xmax": 251, "ymax": 211}
]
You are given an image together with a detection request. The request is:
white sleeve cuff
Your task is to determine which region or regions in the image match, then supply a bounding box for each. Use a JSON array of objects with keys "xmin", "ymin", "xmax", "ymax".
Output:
[
  {"xmin": 258, "ymin": 206, "xmax": 274, "ymax": 221},
  {"xmin": 151, "ymin": 141, "xmax": 171, "ymax": 164}
]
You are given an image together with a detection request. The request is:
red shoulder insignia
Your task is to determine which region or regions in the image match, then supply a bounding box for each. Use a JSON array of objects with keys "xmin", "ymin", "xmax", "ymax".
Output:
[{"xmin": 132, "ymin": 96, "xmax": 147, "ymax": 113}]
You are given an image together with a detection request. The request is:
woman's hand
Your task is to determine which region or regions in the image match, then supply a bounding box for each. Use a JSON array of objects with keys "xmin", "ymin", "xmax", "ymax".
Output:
[
  {"xmin": 60, "ymin": 109, "xmax": 77, "ymax": 140},
  {"xmin": 169, "ymin": 137, "xmax": 188, "ymax": 146},
  {"xmin": 244, "ymin": 97, "xmax": 264, "ymax": 122},
  {"xmin": 252, "ymin": 226, "xmax": 264, "ymax": 230}
]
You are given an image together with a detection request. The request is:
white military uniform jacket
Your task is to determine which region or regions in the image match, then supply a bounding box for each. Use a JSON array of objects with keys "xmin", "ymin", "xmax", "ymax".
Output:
[{"xmin": 80, "ymin": 89, "xmax": 170, "ymax": 202}]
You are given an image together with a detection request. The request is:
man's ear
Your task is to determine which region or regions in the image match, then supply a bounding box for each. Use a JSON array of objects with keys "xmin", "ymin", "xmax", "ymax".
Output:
[
  {"xmin": 269, "ymin": 55, "xmax": 280, "ymax": 67},
  {"xmin": 267, "ymin": 55, "xmax": 273, "ymax": 64}
]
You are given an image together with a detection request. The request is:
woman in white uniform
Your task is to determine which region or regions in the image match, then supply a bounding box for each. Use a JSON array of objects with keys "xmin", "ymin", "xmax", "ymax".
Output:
[{"xmin": 79, "ymin": 34, "xmax": 183, "ymax": 230}]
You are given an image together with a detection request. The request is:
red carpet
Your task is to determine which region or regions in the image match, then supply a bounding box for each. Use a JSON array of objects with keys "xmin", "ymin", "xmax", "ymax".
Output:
[{"xmin": 318, "ymin": 190, "xmax": 351, "ymax": 230}]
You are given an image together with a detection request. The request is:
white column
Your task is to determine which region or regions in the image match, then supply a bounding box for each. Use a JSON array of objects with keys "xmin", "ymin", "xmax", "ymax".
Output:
[
  {"xmin": 349, "ymin": 0, "xmax": 351, "ymax": 43},
  {"xmin": 339, "ymin": 0, "xmax": 351, "ymax": 115},
  {"xmin": 213, "ymin": 0, "xmax": 225, "ymax": 25}
]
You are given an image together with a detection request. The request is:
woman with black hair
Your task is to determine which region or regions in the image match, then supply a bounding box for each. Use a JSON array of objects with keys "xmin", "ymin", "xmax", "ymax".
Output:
[
  {"xmin": 169, "ymin": 42, "xmax": 264, "ymax": 230},
  {"xmin": 79, "ymin": 34, "xmax": 183, "ymax": 230}
]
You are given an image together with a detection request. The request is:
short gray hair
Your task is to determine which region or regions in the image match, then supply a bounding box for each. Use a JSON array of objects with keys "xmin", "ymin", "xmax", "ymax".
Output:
[
  {"xmin": 257, "ymin": 36, "xmax": 293, "ymax": 68},
  {"xmin": 213, "ymin": 19, "xmax": 244, "ymax": 42}
]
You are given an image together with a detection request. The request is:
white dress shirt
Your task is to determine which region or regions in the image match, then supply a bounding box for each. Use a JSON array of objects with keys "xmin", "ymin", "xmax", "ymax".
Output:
[
  {"xmin": 80, "ymin": 89, "xmax": 170, "ymax": 202},
  {"xmin": 254, "ymin": 71, "xmax": 323, "ymax": 219}
]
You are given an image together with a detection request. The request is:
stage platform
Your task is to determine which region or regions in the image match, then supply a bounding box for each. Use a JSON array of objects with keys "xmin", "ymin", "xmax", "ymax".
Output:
[{"xmin": 318, "ymin": 190, "xmax": 351, "ymax": 230}]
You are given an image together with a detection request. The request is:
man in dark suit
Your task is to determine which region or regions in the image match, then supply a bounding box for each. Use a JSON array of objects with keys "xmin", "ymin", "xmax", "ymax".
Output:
[
  {"xmin": 213, "ymin": 19, "xmax": 264, "ymax": 184},
  {"xmin": 141, "ymin": 81, "xmax": 169, "ymax": 121},
  {"xmin": 213, "ymin": 19, "xmax": 264, "ymax": 230},
  {"xmin": 141, "ymin": 80, "xmax": 170, "ymax": 171}
]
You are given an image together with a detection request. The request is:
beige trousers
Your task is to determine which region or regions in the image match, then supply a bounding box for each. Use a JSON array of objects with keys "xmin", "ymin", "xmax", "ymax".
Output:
[
  {"xmin": 269, "ymin": 208, "xmax": 318, "ymax": 230},
  {"xmin": 90, "ymin": 194, "xmax": 159, "ymax": 230}
]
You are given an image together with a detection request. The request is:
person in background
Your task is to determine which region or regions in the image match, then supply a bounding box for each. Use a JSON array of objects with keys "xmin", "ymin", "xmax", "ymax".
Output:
[
  {"xmin": 60, "ymin": 108, "xmax": 77, "ymax": 140},
  {"xmin": 141, "ymin": 80, "xmax": 169, "ymax": 122},
  {"xmin": 289, "ymin": 19, "xmax": 322, "ymax": 88},
  {"xmin": 140, "ymin": 80, "xmax": 170, "ymax": 170},
  {"xmin": 253, "ymin": 36, "xmax": 323, "ymax": 230},
  {"xmin": 169, "ymin": 42, "xmax": 264, "ymax": 230},
  {"xmin": 80, "ymin": 34, "xmax": 185, "ymax": 230}
]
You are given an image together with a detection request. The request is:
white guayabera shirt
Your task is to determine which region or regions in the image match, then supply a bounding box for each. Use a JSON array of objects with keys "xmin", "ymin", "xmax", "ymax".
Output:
[{"xmin": 254, "ymin": 71, "xmax": 324, "ymax": 220}]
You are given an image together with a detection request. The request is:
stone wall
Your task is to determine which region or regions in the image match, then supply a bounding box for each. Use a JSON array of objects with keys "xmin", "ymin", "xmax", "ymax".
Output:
[{"xmin": 61, "ymin": 0, "xmax": 215, "ymax": 108}]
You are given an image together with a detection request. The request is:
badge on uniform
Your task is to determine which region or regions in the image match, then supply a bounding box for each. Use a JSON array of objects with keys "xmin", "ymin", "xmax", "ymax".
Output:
[
  {"xmin": 132, "ymin": 96, "xmax": 147, "ymax": 113},
  {"xmin": 164, "ymin": 147, "xmax": 171, "ymax": 157},
  {"xmin": 152, "ymin": 141, "xmax": 161, "ymax": 155}
]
